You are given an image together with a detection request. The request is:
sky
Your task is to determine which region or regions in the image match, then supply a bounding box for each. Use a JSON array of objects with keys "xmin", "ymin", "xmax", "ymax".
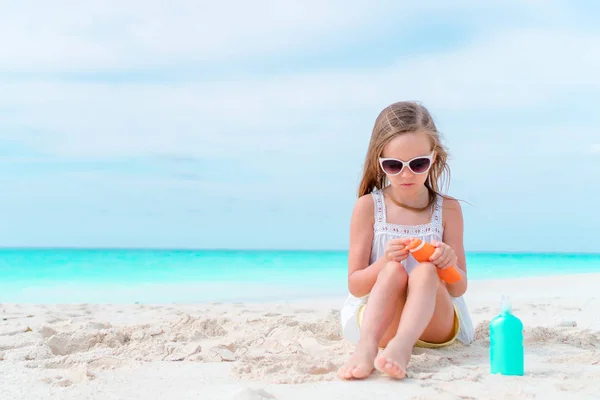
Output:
[{"xmin": 1, "ymin": 1, "xmax": 599, "ymax": 253}]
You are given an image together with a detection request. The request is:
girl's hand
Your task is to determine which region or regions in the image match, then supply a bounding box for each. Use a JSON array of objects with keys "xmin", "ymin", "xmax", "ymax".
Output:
[
  {"xmin": 384, "ymin": 238, "xmax": 412, "ymax": 263},
  {"xmin": 429, "ymin": 240, "xmax": 457, "ymax": 270}
]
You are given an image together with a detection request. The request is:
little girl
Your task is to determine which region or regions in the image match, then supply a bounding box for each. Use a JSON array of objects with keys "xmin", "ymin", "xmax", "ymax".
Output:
[{"xmin": 338, "ymin": 101, "xmax": 475, "ymax": 380}]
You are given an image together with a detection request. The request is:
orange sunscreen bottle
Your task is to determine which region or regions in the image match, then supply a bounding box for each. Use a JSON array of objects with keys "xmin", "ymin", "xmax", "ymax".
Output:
[{"xmin": 406, "ymin": 238, "xmax": 463, "ymax": 284}]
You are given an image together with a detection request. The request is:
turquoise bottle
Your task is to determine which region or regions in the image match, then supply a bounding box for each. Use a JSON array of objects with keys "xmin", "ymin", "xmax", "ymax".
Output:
[{"xmin": 489, "ymin": 296, "xmax": 524, "ymax": 376}]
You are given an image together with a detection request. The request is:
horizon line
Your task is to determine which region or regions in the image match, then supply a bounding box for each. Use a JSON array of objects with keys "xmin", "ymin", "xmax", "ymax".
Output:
[{"xmin": 0, "ymin": 245, "xmax": 599, "ymax": 256}]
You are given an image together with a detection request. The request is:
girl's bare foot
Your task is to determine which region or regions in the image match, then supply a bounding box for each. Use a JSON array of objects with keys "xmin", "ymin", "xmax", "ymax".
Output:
[
  {"xmin": 374, "ymin": 336, "xmax": 412, "ymax": 379},
  {"xmin": 338, "ymin": 339, "xmax": 379, "ymax": 380}
]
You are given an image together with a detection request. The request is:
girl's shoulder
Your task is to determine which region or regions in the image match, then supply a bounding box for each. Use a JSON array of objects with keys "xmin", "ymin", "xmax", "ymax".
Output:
[
  {"xmin": 353, "ymin": 192, "xmax": 376, "ymax": 220},
  {"xmin": 356, "ymin": 188, "xmax": 384, "ymax": 207},
  {"xmin": 440, "ymin": 194, "xmax": 464, "ymax": 226},
  {"xmin": 441, "ymin": 194, "xmax": 461, "ymax": 210}
]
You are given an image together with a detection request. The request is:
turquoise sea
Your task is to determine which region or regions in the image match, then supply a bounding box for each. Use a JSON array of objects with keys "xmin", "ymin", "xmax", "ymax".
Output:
[{"xmin": 1, "ymin": 249, "xmax": 600, "ymax": 303}]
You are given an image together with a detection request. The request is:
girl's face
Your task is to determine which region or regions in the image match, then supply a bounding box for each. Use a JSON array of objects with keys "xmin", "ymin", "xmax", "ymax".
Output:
[{"xmin": 379, "ymin": 131, "xmax": 434, "ymax": 193}]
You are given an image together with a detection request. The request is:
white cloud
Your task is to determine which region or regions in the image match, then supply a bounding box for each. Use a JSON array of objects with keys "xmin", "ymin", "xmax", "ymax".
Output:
[
  {"xmin": 1, "ymin": 25, "xmax": 599, "ymax": 162},
  {"xmin": 0, "ymin": 1, "xmax": 578, "ymax": 71},
  {"xmin": 0, "ymin": 0, "xmax": 418, "ymax": 70}
]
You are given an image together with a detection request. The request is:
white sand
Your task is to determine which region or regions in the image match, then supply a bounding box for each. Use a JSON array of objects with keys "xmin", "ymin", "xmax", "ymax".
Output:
[{"xmin": 1, "ymin": 273, "xmax": 599, "ymax": 399}]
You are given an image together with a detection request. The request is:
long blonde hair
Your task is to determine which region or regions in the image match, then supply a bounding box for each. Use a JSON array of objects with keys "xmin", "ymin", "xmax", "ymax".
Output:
[{"xmin": 358, "ymin": 101, "xmax": 451, "ymax": 211}]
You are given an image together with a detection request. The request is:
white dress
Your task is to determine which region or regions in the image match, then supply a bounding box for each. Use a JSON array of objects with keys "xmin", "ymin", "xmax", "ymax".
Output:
[{"xmin": 340, "ymin": 189, "xmax": 475, "ymax": 345}]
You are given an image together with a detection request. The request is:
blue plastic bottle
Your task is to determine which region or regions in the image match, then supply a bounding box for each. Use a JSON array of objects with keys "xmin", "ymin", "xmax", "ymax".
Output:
[{"xmin": 489, "ymin": 296, "xmax": 524, "ymax": 376}]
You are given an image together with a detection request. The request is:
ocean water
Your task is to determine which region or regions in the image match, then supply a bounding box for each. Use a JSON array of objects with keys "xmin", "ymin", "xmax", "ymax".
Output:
[{"xmin": 1, "ymin": 248, "xmax": 599, "ymax": 303}]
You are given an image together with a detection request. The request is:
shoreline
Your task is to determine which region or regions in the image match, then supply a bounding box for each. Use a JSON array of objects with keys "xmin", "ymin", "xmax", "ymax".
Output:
[{"xmin": 2, "ymin": 271, "xmax": 600, "ymax": 305}]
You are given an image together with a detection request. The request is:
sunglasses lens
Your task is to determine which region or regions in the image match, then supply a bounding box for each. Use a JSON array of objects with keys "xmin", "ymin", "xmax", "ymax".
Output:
[
  {"xmin": 409, "ymin": 158, "xmax": 431, "ymax": 173},
  {"xmin": 381, "ymin": 159, "xmax": 403, "ymax": 175}
]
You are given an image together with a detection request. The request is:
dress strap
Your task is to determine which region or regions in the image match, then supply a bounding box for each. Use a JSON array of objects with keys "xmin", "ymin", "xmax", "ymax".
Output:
[
  {"xmin": 371, "ymin": 189, "xmax": 386, "ymax": 224},
  {"xmin": 430, "ymin": 194, "xmax": 444, "ymax": 227}
]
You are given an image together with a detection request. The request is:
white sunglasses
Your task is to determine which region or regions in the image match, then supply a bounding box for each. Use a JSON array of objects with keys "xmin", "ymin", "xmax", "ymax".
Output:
[{"xmin": 378, "ymin": 152, "xmax": 434, "ymax": 175}]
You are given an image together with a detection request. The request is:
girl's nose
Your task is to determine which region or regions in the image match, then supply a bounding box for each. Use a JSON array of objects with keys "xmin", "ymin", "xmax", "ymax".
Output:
[{"xmin": 400, "ymin": 166, "xmax": 413, "ymax": 178}]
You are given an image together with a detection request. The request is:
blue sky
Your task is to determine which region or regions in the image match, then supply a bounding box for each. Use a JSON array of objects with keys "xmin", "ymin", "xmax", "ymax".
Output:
[{"xmin": 1, "ymin": 1, "xmax": 599, "ymax": 252}]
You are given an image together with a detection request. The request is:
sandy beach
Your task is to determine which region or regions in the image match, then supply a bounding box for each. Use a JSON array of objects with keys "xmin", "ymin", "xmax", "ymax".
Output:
[{"xmin": 1, "ymin": 273, "xmax": 599, "ymax": 400}]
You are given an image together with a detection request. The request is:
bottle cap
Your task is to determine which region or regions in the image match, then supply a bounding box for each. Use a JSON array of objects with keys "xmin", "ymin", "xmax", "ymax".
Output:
[
  {"xmin": 406, "ymin": 238, "xmax": 424, "ymax": 252},
  {"xmin": 501, "ymin": 294, "xmax": 512, "ymax": 314}
]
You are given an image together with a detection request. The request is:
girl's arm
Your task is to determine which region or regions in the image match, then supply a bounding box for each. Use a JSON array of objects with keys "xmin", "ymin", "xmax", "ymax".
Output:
[
  {"xmin": 442, "ymin": 197, "xmax": 468, "ymax": 298},
  {"xmin": 347, "ymin": 195, "xmax": 388, "ymax": 297}
]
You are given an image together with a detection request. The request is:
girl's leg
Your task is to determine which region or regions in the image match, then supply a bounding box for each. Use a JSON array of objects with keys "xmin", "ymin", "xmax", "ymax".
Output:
[
  {"xmin": 374, "ymin": 262, "xmax": 455, "ymax": 379},
  {"xmin": 338, "ymin": 261, "xmax": 408, "ymax": 380}
]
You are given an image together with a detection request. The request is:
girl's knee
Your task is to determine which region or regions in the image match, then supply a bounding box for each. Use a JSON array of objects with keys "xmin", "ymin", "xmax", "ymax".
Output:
[
  {"xmin": 378, "ymin": 261, "xmax": 408, "ymax": 286},
  {"xmin": 411, "ymin": 262, "xmax": 441, "ymax": 282}
]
